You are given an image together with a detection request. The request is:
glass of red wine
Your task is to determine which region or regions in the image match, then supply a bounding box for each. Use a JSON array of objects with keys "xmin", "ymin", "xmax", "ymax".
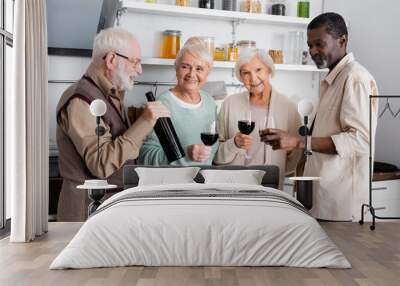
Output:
[
  {"xmin": 200, "ymin": 132, "xmax": 219, "ymax": 146},
  {"xmin": 200, "ymin": 121, "xmax": 219, "ymax": 146},
  {"xmin": 238, "ymin": 120, "xmax": 255, "ymax": 159},
  {"xmin": 238, "ymin": 120, "xmax": 255, "ymax": 135}
]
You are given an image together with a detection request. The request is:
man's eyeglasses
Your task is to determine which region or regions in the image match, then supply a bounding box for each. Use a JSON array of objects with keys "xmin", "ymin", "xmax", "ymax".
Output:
[{"xmin": 103, "ymin": 52, "xmax": 141, "ymax": 68}]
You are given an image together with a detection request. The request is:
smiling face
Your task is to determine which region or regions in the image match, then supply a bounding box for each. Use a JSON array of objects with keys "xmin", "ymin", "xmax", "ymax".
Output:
[
  {"xmin": 307, "ymin": 26, "xmax": 347, "ymax": 70},
  {"xmin": 239, "ymin": 55, "xmax": 271, "ymax": 95},
  {"xmin": 175, "ymin": 52, "xmax": 210, "ymax": 93}
]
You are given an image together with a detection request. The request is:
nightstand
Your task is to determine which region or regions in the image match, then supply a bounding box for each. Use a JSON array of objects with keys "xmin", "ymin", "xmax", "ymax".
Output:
[{"xmin": 76, "ymin": 184, "xmax": 118, "ymax": 216}]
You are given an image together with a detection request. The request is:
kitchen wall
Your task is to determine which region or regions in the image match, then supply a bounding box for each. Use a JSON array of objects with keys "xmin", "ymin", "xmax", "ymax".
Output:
[
  {"xmin": 48, "ymin": 0, "xmax": 324, "ymax": 151},
  {"xmin": 324, "ymin": 0, "xmax": 400, "ymax": 168}
]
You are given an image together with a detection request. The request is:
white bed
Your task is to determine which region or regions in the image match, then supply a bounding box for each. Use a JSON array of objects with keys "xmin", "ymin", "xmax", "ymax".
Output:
[{"xmin": 50, "ymin": 182, "xmax": 351, "ymax": 269}]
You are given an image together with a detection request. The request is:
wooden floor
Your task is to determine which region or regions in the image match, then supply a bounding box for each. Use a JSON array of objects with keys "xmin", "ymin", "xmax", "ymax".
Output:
[{"xmin": 0, "ymin": 222, "xmax": 399, "ymax": 286}]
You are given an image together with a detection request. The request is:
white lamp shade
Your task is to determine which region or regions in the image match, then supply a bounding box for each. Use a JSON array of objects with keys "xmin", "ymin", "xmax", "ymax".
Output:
[
  {"xmin": 297, "ymin": 99, "xmax": 314, "ymax": 117},
  {"xmin": 89, "ymin": 99, "xmax": 107, "ymax": 117}
]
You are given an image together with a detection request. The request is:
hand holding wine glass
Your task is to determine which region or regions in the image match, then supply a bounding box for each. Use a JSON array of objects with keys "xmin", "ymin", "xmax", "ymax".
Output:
[
  {"xmin": 237, "ymin": 119, "xmax": 255, "ymax": 159},
  {"xmin": 187, "ymin": 144, "xmax": 212, "ymax": 162},
  {"xmin": 259, "ymin": 115, "xmax": 275, "ymax": 145},
  {"xmin": 234, "ymin": 132, "xmax": 253, "ymax": 150},
  {"xmin": 191, "ymin": 121, "xmax": 218, "ymax": 163}
]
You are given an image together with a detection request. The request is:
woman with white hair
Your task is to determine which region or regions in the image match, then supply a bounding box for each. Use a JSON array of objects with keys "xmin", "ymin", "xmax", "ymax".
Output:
[
  {"xmin": 139, "ymin": 42, "xmax": 218, "ymax": 165},
  {"xmin": 214, "ymin": 48, "xmax": 301, "ymax": 188}
]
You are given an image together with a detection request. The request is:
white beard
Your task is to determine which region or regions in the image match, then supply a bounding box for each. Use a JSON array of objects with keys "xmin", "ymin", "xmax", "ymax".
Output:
[{"xmin": 112, "ymin": 63, "xmax": 134, "ymax": 91}]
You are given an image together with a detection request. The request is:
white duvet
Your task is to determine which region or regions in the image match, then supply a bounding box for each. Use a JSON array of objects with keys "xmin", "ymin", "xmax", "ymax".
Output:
[{"xmin": 50, "ymin": 183, "xmax": 351, "ymax": 269}]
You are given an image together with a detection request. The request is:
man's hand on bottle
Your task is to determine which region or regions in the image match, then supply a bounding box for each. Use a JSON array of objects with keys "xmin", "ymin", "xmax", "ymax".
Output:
[{"xmin": 141, "ymin": 101, "xmax": 170, "ymax": 125}]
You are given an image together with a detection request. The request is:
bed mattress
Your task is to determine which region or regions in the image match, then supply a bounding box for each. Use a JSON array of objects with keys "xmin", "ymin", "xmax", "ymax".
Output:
[{"xmin": 50, "ymin": 183, "xmax": 350, "ymax": 269}]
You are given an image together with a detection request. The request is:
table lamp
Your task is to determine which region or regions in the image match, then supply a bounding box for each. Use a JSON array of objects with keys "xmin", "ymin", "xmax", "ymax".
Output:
[
  {"xmin": 290, "ymin": 99, "xmax": 318, "ymax": 210},
  {"xmin": 89, "ymin": 99, "xmax": 107, "ymax": 164},
  {"xmin": 297, "ymin": 99, "xmax": 314, "ymax": 156}
]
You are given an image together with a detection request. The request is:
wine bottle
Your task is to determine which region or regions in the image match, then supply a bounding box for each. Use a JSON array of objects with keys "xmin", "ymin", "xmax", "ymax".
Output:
[{"xmin": 145, "ymin": 92, "xmax": 185, "ymax": 163}]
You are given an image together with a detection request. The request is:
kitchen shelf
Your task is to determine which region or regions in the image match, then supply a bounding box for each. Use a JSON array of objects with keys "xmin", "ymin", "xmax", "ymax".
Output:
[
  {"xmin": 141, "ymin": 57, "xmax": 327, "ymax": 72},
  {"xmin": 123, "ymin": 1, "xmax": 311, "ymax": 27}
]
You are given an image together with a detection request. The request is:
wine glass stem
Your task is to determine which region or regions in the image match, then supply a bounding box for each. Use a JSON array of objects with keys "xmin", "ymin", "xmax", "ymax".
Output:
[{"xmin": 245, "ymin": 145, "xmax": 251, "ymax": 159}]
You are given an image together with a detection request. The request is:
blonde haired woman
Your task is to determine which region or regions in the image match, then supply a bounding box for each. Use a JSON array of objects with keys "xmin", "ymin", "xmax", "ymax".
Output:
[{"xmin": 139, "ymin": 42, "xmax": 217, "ymax": 165}]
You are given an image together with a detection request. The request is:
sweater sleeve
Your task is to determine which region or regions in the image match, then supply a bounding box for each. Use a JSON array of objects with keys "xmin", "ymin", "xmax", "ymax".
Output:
[
  {"xmin": 214, "ymin": 99, "xmax": 244, "ymax": 165},
  {"xmin": 59, "ymin": 98, "xmax": 154, "ymax": 178},
  {"xmin": 331, "ymin": 77, "xmax": 377, "ymax": 158},
  {"xmin": 137, "ymin": 131, "xmax": 170, "ymax": 165},
  {"xmin": 285, "ymin": 101, "xmax": 303, "ymax": 174}
]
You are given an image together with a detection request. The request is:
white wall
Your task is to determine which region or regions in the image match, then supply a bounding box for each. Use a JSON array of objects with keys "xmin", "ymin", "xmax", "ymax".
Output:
[
  {"xmin": 324, "ymin": 0, "xmax": 400, "ymax": 168},
  {"xmin": 48, "ymin": 0, "xmax": 324, "ymax": 150}
]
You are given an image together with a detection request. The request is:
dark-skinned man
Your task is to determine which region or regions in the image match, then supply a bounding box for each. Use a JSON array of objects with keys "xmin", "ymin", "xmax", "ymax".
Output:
[{"xmin": 260, "ymin": 12, "xmax": 378, "ymax": 221}]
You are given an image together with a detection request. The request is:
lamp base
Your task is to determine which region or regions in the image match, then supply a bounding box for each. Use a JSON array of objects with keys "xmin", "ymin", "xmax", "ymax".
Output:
[
  {"xmin": 288, "ymin": 176, "xmax": 320, "ymax": 210},
  {"xmin": 296, "ymin": 180, "xmax": 313, "ymax": 210}
]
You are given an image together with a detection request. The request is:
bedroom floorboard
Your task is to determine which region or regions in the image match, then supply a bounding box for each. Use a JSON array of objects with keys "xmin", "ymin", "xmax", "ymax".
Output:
[{"xmin": 0, "ymin": 222, "xmax": 399, "ymax": 286}]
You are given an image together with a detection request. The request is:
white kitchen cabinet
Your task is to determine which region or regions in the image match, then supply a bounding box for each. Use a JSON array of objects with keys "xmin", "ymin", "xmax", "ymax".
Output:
[
  {"xmin": 368, "ymin": 179, "xmax": 400, "ymax": 219},
  {"xmin": 283, "ymin": 178, "xmax": 400, "ymax": 221}
]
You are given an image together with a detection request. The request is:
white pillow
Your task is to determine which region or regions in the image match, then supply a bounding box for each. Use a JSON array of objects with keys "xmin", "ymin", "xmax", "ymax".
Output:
[
  {"xmin": 135, "ymin": 167, "xmax": 201, "ymax": 186},
  {"xmin": 200, "ymin": 169, "xmax": 266, "ymax": 185}
]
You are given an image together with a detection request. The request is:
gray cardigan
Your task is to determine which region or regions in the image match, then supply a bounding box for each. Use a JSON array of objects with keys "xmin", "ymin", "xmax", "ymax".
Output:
[{"xmin": 214, "ymin": 89, "xmax": 302, "ymax": 189}]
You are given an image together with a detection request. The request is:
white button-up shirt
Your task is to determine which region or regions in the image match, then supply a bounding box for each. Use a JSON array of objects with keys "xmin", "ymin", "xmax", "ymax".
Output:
[{"xmin": 304, "ymin": 53, "xmax": 378, "ymax": 221}]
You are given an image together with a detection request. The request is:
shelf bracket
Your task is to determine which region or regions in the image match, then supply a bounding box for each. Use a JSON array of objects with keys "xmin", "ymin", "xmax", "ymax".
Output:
[{"xmin": 231, "ymin": 19, "xmax": 244, "ymax": 45}]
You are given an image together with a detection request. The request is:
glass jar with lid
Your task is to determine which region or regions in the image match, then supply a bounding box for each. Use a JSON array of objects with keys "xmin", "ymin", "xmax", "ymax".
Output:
[
  {"xmin": 297, "ymin": 0, "xmax": 310, "ymax": 18},
  {"xmin": 269, "ymin": 33, "xmax": 285, "ymax": 64},
  {"xmin": 176, "ymin": 0, "xmax": 189, "ymax": 6},
  {"xmin": 240, "ymin": 0, "xmax": 262, "ymax": 13},
  {"xmin": 287, "ymin": 31, "xmax": 304, "ymax": 64},
  {"xmin": 227, "ymin": 43, "xmax": 238, "ymax": 61},
  {"xmin": 237, "ymin": 40, "xmax": 256, "ymax": 56},
  {"xmin": 160, "ymin": 30, "xmax": 181, "ymax": 59},
  {"xmin": 214, "ymin": 46, "xmax": 225, "ymax": 61},
  {"xmin": 198, "ymin": 36, "xmax": 215, "ymax": 57}
]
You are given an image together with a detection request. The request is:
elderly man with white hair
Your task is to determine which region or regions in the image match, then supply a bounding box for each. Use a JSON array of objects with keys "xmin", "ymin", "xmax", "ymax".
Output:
[
  {"xmin": 56, "ymin": 28, "xmax": 170, "ymax": 221},
  {"xmin": 214, "ymin": 48, "xmax": 301, "ymax": 188},
  {"xmin": 139, "ymin": 42, "xmax": 218, "ymax": 165}
]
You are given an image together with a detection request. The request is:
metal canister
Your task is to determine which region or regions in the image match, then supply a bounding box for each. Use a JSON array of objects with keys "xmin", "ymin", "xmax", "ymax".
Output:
[
  {"xmin": 222, "ymin": 0, "xmax": 237, "ymax": 11},
  {"xmin": 199, "ymin": 0, "xmax": 215, "ymax": 9},
  {"xmin": 271, "ymin": 3, "xmax": 286, "ymax": 16}
]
